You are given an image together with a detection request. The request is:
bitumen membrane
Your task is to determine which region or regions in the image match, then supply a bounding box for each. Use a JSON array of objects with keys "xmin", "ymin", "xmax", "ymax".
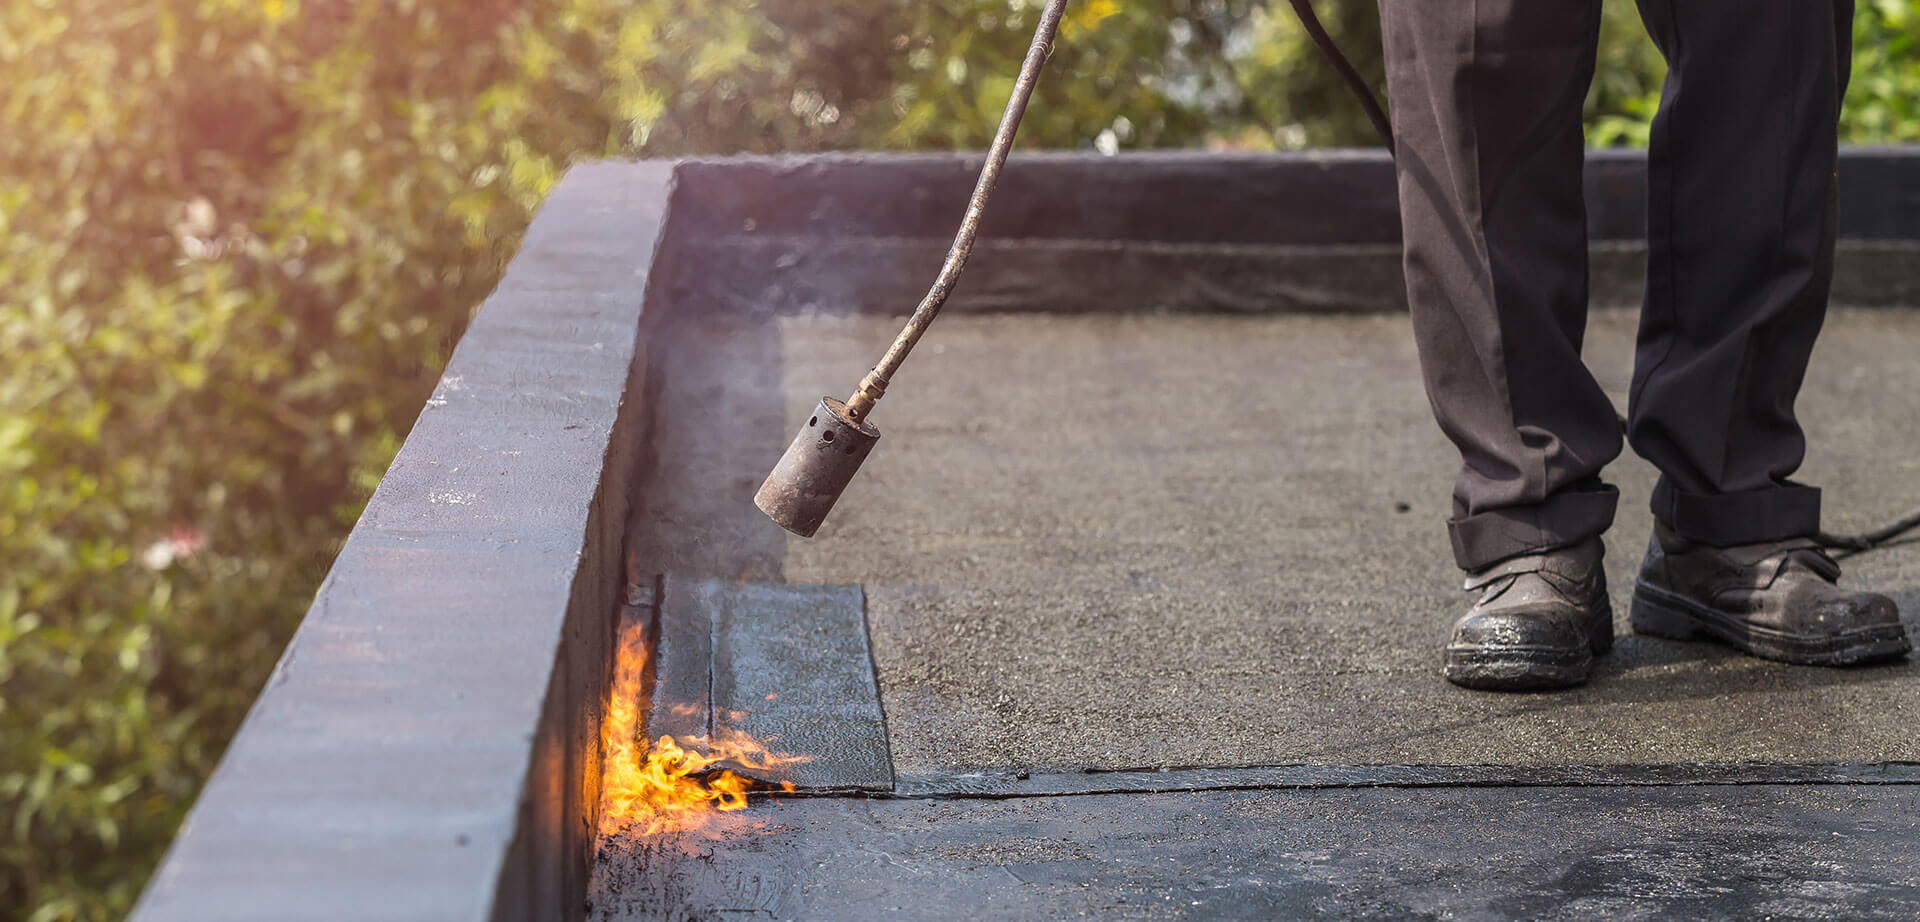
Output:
[
  {"xmin": 603, "ymin": 304, "xmax": 1920, "ymax": 919},
  {"xmin": 589, "ymin": 786, "xmax": 1920, "ymax": 921}
]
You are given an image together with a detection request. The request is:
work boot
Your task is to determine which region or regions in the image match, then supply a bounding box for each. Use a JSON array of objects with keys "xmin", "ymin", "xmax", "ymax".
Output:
[
  {"xmin": 1444, "ymin": 537, "xmax": 1612, "ymax": 691},
  {"xmin": 1631, "ymin": 523, "xmax": 1911, "ymax": 666}
]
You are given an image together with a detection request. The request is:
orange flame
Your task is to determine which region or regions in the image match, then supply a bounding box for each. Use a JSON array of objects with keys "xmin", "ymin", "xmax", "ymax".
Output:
[{"xmin": 596, "ymin": 611, "xmax": 807, "ymax": 840}]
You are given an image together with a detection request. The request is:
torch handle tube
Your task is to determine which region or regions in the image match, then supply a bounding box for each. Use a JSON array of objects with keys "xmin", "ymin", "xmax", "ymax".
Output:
[{"xmin": 846, "ymin": 0, "xmax": 1070, "ymax": 421}]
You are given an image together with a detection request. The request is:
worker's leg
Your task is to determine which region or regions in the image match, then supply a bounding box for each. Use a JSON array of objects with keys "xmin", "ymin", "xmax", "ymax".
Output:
[
  {"xmin": 1623, "ymin": 0, "xmax": 1904, "ymax": 670},
  {"xmin": 1379, "ymin": 0, "xmax": 1619, "ymax": 571},
  {"xmin": 1627, "ymin": 0, "xmax": 1853, "ymax": 544}
]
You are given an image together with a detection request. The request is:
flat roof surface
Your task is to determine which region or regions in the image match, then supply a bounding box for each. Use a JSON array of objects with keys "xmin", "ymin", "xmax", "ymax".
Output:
[
  {"xmin": 604, "ymin": 301, "xmax": 1920, "ymax": 920},
  {"xmin": 629, "ymin": 305, "xmax": 1920, "ymax": 773},
  {"xmin": 589, "ymin": 785, "xmax": 1920, "ymax": 920}
]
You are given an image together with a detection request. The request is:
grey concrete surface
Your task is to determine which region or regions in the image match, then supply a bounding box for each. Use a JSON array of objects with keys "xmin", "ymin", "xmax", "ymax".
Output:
[
  {"xmin": 629, "ymin": 305, "xmax": 1920, "ymax": 774},
  {"xmin": 590, "ymin": 785, "xmax": 1920, "ymax": 921}
]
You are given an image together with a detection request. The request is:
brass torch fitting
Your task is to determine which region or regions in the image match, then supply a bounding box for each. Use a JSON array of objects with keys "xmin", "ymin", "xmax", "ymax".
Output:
[{"xmin": 846, "ymin": 371, "xmax": 888, "ymax": 421}]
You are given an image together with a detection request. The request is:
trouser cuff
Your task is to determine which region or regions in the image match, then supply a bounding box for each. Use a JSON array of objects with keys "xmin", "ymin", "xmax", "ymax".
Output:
[
  {"xmin": 1650, "ymin": 478, "xmax": 1821, "ymax": 547},
  {"xmin": 1447, "ymin": 484, "xmax": 1619, "ymax": 571}
]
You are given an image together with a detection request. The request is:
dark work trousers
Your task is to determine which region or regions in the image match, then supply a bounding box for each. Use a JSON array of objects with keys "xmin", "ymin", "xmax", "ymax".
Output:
[{"xmin": 1379, "ymin": 0, "xmax": 1853, "ymax": 571}]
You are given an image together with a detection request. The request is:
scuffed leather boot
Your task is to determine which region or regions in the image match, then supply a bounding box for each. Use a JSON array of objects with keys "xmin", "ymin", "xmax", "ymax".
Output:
[
  {"xmin": 1631, "ymin": 522, "xmax": 1911, "ymax": 666},
  {"xmin": 1444, "ymin": 537, "xmax": 1613, "ymax": 691}
]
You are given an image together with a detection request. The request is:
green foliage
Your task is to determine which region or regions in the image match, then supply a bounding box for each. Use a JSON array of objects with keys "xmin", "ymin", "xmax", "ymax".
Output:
[
  {"xmin": 1848, "ymin": 0, "xmax": 1920, "ymax": 142},
  {"xmin": 1584, "ymin": 1, "xmax": 1668, "ymax": 148},
  {"xmin": 1233, "ymin": 0, "xmax": 1384, "ymax": 148},
  {"xmin": 1585, "ymin": 0, "xmax": 1920, "ymax": 147},
  {"xmin": 2, "ymin": 1, "xmax": 1916, "ymax": 919},
  {"xmin": 2, "ymin": 1, "xmax": 580, "ymax": 917}
]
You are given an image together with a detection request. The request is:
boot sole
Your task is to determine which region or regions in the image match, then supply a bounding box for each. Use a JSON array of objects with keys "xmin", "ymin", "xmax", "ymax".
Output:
[
  {"xmin": 1630, "ymin": 581, "xmax": 1912, "ymax": 666},
  {"xmin": 1444, "ymin": 597, "xmax": 1614, "ymax": 691}
]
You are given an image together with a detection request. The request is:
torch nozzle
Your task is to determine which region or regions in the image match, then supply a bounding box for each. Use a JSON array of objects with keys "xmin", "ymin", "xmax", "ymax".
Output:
[{"xmin": 754, "ymin": 397, "xmax": 882, "ymax": 536}]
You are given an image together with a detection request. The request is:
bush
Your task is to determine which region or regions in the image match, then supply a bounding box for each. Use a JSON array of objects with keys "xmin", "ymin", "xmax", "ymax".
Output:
[
  {"xmin": 3, "ymin": 1, "xmax": 1916, "ymax": 919},
  {"xmin": 2, "ymin": 2, "xmax": 576, "ymax": 916}
]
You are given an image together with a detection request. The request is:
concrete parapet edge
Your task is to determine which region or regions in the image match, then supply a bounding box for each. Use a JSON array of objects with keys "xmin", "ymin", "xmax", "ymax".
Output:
[
  {"xmin": 663, "ymin": 147, "xmax": 1920, "ymax": 313},
  {"xmin": 129, "ymin": 161, "xmax": 678, "ymax": 922}
]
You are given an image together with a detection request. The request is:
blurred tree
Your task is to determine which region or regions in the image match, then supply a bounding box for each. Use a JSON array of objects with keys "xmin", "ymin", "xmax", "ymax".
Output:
[
  {"xmin": 1586, "ymin": 0, "xmax": 1920, "ymax": 147},
  {"xmin": 1845, "ymin": 0, "xmax": 1920, "ymax": 142},
  {"xmin": 1, "ymin": 2, "xmax": 570, "ymax": 916},
  {"xmin": 1585, "ymin": 1, "xmax": 1669, "ymax": 147},
  {"xmin": 1, "ymin": 1, "xmax": 1915, "ymax": 919},
  {"xmin": 1234, "ymin": 0, "xmax": 1384, "ymax": 148}
]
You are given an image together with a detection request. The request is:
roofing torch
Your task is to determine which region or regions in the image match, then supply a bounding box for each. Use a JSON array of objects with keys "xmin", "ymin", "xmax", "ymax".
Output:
[{"xmin": 754, "ymin": 0, "xmax": 1070, "ymax": 536}]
